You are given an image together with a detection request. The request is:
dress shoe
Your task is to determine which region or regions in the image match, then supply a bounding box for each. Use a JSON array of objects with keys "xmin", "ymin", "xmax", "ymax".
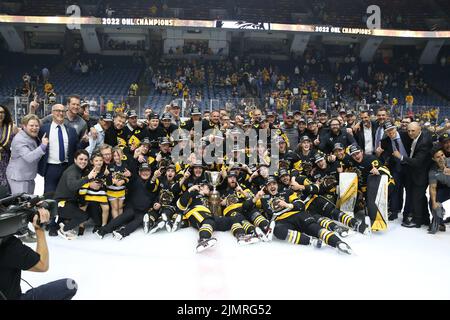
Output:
[
  {"xmin": 48, "ymin": 228, "xmax": 58, "ymax": 236},
  {"xmin": 388, "ymin": 212, "xmax": 398, "ymax": 221},
  {"xmin": 401, "ymin": 221, "xmax": 421, "ymax": 228}
]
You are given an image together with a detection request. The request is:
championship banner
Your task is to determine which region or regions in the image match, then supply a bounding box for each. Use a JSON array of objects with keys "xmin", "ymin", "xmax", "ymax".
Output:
[{"xmin": 366, "ymin": 175, "xmax": 389, "ymax": 232}]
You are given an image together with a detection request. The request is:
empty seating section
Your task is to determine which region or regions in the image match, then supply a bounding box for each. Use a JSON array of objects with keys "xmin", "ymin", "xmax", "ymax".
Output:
[{"xmin": 0, "ymin": 53, "xmax": 142, "ymax": 107}]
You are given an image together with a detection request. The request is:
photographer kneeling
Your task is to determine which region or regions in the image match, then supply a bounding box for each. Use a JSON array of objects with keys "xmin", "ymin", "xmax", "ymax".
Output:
[{"xmin": 0, "ymin": 206, "xmax": 78, "ymax": 300}]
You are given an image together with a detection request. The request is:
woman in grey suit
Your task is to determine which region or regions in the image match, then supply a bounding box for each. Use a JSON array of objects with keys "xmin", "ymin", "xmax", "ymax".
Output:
[{"xmin": 6, "ymin": 114, "xmax": 49, "ymax": 194}]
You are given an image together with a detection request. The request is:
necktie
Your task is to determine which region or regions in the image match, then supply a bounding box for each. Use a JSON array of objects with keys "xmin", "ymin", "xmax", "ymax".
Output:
[
  {"xmin": 57, "ymin": 125, "xmax": 65, "ymax": 163},
  {"xmin": 410, "ymin": 139, "xmax": 417, "ymax": 158},
  {"xmin": 394, "ymin": 139, "xmax": 400, "ymax": 153},
  {"xmin": 376, "ymin": 126, "xmax": 383, "ymax": 148}
]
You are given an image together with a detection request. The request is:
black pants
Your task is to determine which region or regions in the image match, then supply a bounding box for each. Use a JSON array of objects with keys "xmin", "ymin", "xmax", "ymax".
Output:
[
  {"xmin": 407, "ymin": 183, "xmax": 430, "ymax": 225},
  {"xmin": 101, "ymin": 206, "xmax": 145, "ymax": 236},
  {"xmin": 390, "ymin": 167, "xmax": 410, "ymax": 214},
  {"xmin": 58, "ymin": 202, "xmax": 90, "ymax": 231},
  {"xmin": 274, "ymin": 212, "xmax": 341, "ymax": 248},
  {"xmin": 44, "ymin": 163, "xmax": 68, "ymax": 194},
  {"xmin": 20, "ymin": 279, "xmax": 77, "ymax": 300}
]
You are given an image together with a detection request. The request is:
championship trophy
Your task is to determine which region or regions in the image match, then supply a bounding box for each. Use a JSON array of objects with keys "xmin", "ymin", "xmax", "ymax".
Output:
[{"xmin": 205, "ymin": 171, "xmax": 223, "ymax": 216}]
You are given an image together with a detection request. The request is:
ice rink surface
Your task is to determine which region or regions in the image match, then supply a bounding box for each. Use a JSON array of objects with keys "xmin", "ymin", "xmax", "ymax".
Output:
[{"xmin": 21, "ymin": 176, "xmax": 450, "ymax": 300}]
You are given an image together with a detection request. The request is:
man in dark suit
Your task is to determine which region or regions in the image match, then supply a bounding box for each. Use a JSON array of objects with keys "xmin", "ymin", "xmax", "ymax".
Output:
[
  {"xmin": 392, "ymin": 122, "xmax": 433, "ymax": 228},
  {"xmin": 354, "ymin": 110, "xmax": 377, "ymax": 155},
  {"xmin": 379, "ymin": 121, "xmax": 411, "ymax": 222},
  {"xmin": 38, "ymin": 104, "xmax": 79, "ymax": 194}
]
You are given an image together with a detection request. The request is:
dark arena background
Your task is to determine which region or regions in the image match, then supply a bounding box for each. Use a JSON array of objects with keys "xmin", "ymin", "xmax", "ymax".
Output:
[{"xmin": 0, "ymin": 0, "xmax": 449, "ymax": 302}]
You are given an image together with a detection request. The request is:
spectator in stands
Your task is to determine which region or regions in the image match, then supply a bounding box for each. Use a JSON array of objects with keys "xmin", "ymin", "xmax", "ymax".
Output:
[
  {"xmin": 41, "ymin": 67, "xmax": 49, "ymax": 83},
  {"xmin": 106, "ymin": 99, "xmax": 114, "ymax": 113},
  {"xmin": 6, "ymin": 114, "xmax": 48, "ymax": 194},
  {"xmin": 405, "ymin": 92, "xmax": 414, "ymax": 113}
]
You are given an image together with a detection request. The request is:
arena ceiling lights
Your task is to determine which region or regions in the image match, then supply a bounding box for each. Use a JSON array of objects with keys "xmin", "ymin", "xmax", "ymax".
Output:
[{"xmin": 0, "ymin": 15, "xmax": 449, "ymax": 39}]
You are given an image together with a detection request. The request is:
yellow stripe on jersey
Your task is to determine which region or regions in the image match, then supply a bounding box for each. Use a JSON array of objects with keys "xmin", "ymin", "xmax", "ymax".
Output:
[
  {"xmin": 276, "ymin": 211, "xmax": 300, "ymax": 221},
  {"xmin": 223, "ymin": 203, "xmax": 243, "ymax": 216}
]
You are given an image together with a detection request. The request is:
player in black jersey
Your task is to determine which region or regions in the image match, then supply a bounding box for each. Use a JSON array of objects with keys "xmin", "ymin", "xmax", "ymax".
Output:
[
  {"xmin": 218, "ymin": 172, "xmax": 260, "ymax": 245},
  {"xmin": 244, "ymin": 176, "xmax": 353, "ymax": 254},
  {"xmin": 143, "ymin": 164, "xmax": 182, "ymax": 234}
]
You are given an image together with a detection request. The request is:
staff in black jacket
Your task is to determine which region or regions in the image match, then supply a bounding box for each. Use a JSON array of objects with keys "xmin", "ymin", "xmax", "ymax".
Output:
[
  {"xmin": 354, "ymin": 110, "xmax": 376, "ymax": 155},
  {"xmin": 392, "ymin": 122, "xmax": 433, "ymax": 228},
  {"xmin": 380, "ymin": 121, "xmax": 411, "ymax": 222},
  {"xmin": 319, "ymin": 118, "xmax": 356, "ymax": 154},
  {"xmin": 53, "ymin": 150, "xmax": 98, "ymax": 240},
  {"xmin": 95, "ymin": 162, "xmax": 158, "ymax": 239}
]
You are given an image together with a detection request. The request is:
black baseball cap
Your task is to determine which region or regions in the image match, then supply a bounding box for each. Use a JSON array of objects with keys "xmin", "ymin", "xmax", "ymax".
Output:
[
  {"xmin": 349, "ymin": 144, "xmax": 362, "ymax": 155},
  {"xmin": 439, "ymin": 132, "xmax": 450, "ymax": 143},
  {"xmin": 384, "ymin": 121, "xmax": 396, "ymax": 131},
  {"xmin": 139, "ymin": 163, "xmax": 151, "ymax": 171},
  {"xmin": 300, "ymin": 135, "xmax": 311, "ymax": 143},
  {"xmin": 148, "ymin": 113, "xmax": 159, "ymax": 120},
  {"xmin": 191, "ymin": 107, "xmax": 202, "ymax": 115},
  {"xmin": 333, "ymin": 142, "xmax": 345, "ymax": 151},
  {"xmin": 141, "ymin": 137, "xmax": 151, "ymax": 145},
  {"xmin": 278, "ymin": 169, "xmax": 290, "ymax": 177},
  {"xmin": 161, "ymin": 112, "xmax": 172, "ymax": 121},
  {"xmin": 307, "ymin": 118, "xmax": 316, "ymax": 125},
  {"xmin": 159, "ymin": 137, "xmax": 171, "ymax": 145},
  {"xmin": 127, "ymin": 109, "xmax": 138, "ymax": 118},
  {"xmin": 101, "ymin": 113, "xmax": 113, "ymax": 122},
  {"xmin": 314, "ymin": 152, "xmax": 325, "ymax": 163},
  {"xmin": 265, "ymin": 176, "xmax": 278, "ymax": 186}
]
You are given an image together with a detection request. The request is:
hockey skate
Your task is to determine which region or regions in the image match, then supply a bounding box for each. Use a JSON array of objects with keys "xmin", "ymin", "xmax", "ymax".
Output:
[
  {"xmin": 165, "ymin": 220, "xmax": 173, "ymax": 232},
  {"xmin": 112, "ymin": 229, "xmax": 126, "ymax": 240},
  {"xmin": 333, "ymin": 226, "xmax": 350, "ymax": 238},
  {"xmin": 58, "ymin": 223, "xmax": 77, "ymax": 240},
  {"xmin": 196, "ymin": 237, "xmax": 217, "ymax": 253},
  {"xmin": 143, "ymin": 214, "xmax": 154, "ymax": 234},
  {"xmin": 95, "ymin": 228, "xmax": 106, "ymax": 239},
  {"xmin": 237, "ymin": 233, "xmax": 260, "ymax": 246},
  {"xmin": 265, "ymin": 221, "xmax": 276, "ymax": 242},
  {"xmin": 353, "ymin": 219, "xmax": 369, "ymax": 235},
  {"xmin": 149, "ymin": 219, "xmax": 166, "ymax": 234},
  {"xmin": 170, "ymin": 214, "xmax": 182, "ymax": 232},
  {"xmin": 336, "ymin": 241, "xmax": 352, "ymax": 255},
  {"xmin": 254, "ymin": 227, "xmax": 269, "ymax": 242},
  {"xmin": 310, "ymin": 237, "xmax": 323, "ymax": 248}
]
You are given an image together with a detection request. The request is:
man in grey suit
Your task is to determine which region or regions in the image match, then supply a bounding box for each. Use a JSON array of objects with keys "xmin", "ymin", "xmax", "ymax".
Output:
[{"xmin": 6, "ymin": 114, "xmax": 49, "ymax": 194}]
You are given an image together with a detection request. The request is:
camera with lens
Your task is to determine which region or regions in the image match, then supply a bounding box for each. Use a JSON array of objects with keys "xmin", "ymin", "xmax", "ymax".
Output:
[{"xmin": 0, "ymin": 193, "xmax": 57, "ymax": 241}]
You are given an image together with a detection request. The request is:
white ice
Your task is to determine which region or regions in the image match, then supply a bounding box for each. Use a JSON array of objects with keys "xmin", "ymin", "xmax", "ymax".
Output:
[{"xmin": 21, "ymin": 175, "xmax": 450, "ymax": 300}]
